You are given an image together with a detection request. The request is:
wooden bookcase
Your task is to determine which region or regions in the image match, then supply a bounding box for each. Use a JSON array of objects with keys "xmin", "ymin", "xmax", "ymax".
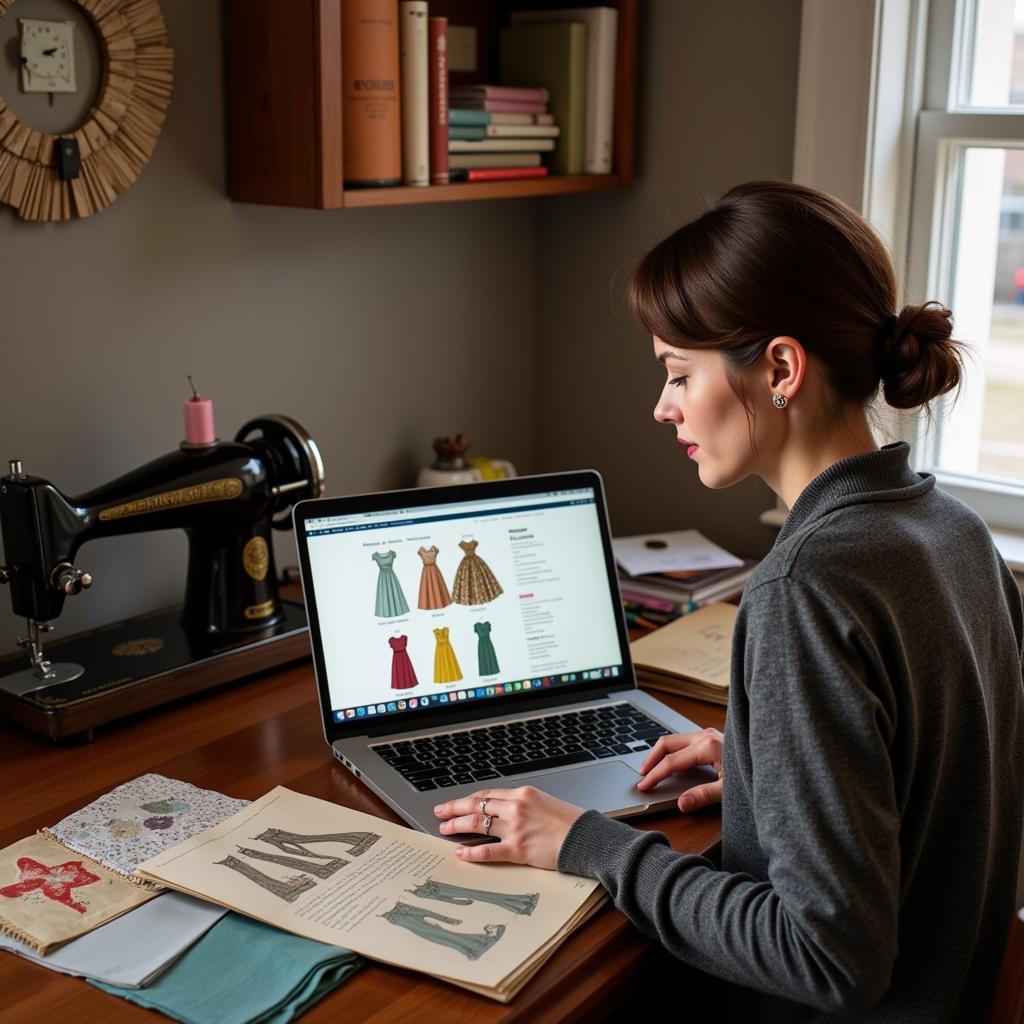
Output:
[{"xmin": 222, "ymin": 0, "xmax": 637, "ymax": 209}]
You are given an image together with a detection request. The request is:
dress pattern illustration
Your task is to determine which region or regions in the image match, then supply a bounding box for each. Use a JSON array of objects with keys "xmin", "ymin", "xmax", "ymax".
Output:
[
  {"xmin": 451, "ymin": 540, "xmax": 503, "ymax": 605},
  {"xmin": 379, "ymin": 901, "xmax": 505, "ymax": 959},
  {"xmin": 372, "ymin": 550, "xmax": 409, "ymax": 618},
  {"xmin": 432, "ymin": 627, "xmax": 463, "ymax": 684},
  {"xmin": 406, "ymin": 878, "xmax": 538, "ymax": 916},
  {"xmin": 388, "ymin": 635, "xmax": 418, "ymax": 690},
  {"xmin": 417, "ymin": 545, "xmax": 452, "ymax": 610},
  {"xmin": 474, "ymin": 621, "xmax": 500, "ymax": 676}
]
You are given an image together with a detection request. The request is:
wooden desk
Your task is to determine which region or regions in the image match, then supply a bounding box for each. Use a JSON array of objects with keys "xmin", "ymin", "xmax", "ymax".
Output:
[{"xmin": 1, "ymin": 660, "xmax": 724, "ymax": 1023}]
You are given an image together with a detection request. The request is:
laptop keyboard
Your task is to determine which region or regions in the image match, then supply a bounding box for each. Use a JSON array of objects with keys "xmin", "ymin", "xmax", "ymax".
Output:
[{"xmin": 371, "ymin": 703, "xmax": 673, "ymax": 792}]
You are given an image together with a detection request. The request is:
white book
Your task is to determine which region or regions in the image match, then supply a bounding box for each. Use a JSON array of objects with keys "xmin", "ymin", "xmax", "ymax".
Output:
[
  {"xmin": 449, "ymin": 152, "xmax": 542, "ymax": 169},
  {"xmin": 511, "ymin": 6, "xmax": 618, "ymax": 173},
  {"xmin": 485, "ymin": 124, "xmax": 560, "ymax": 138},
  {"xmin": 399, "ymin": 1, "xmax": 429, "ymax": 186},
  {"xmin": 449, "ymin": 138, "xmax": 556, "ymax": 153}
]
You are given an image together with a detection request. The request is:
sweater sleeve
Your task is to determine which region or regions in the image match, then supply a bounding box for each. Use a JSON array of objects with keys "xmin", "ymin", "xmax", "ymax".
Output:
[{"xmin": 556, "ymin": 576, "xmax": 902, "ymax": 1015}]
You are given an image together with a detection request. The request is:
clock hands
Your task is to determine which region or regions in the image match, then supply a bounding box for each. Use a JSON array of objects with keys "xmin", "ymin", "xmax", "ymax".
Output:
[{"xmin": 43, "ymin": 47, "xmax": 58, "ymax": 56}]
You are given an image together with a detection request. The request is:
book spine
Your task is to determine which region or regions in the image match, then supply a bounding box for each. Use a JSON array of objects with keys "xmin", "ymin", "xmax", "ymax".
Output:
[
  {"xmin": 341, "ymin": 0, "xmax": 402, "ymax": 187},
  {"xmin": 399, "ymin": 1, "xmax": 429, "ymax": 187},
  {"xmin": 618, "ymin": 588, "xmax": 684, "ymax": 614},
  {"xmin": 428, "ymin": 17, "xmax": 449, "ymax": 185},
  {"xmin": 585, "ymin": 8, "xmax": 617, "ymax": 174},
  {"xmin": 463, "ymin": 166, "xmax": 549, "ymax": 181},
  {"xmin": 448, "ymin": 138, "xmax": 555, "ymax": 153},
  {"xmin": 448, "ymin": 109, "xmax": 491, "ymax": 126},
  {"xmin": 485, "ymin": 124, "xmax": 560, "ymax": 138},
  {"xmin": 450, "ymin": 85, "xmax": 549, "ymax": 102},
  {"xmin": 449, "ymin": 125, "xmax": 486, "ymax": 140}
]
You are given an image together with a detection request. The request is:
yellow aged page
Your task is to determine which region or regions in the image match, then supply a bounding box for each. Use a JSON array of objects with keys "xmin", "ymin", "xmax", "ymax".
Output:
[{"xmin": 135, "ymin": 787, "xmax": 600, "ymax": 996}]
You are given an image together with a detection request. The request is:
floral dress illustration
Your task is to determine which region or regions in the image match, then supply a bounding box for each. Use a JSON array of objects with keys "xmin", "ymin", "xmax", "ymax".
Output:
[{"xmin": 451, "ymin": 541, "xmax": 503, "ymax": 605}]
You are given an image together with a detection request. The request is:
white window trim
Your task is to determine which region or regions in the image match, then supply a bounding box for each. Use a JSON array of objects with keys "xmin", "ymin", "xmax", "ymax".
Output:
[{"xmin": 764, "ymin": 0, "xmax": 1024, "ymax": 570}]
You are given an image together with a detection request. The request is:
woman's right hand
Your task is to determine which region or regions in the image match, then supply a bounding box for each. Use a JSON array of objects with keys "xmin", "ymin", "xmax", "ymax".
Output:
[{"xmin": 635, "ymin": 727, "xmax": 724, "ymax": 813}]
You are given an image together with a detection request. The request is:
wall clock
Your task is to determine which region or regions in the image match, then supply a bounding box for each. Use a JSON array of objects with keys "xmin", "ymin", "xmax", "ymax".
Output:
[{"xmin": 0, "ymin": 0, "xmax": 172, "ymax": 220}]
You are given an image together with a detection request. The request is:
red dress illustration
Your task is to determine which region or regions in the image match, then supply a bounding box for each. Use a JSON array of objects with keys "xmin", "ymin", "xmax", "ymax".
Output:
[{"xmin": 389, "ymin": 634, "xmax": 419, "ymax": 690}]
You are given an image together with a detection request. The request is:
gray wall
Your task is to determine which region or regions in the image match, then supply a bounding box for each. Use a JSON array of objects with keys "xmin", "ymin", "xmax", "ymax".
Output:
[
  {"xmin": 535, "ymin": 0, "xmax": 802, "ymax": 557},
  {"xmin": 0, "ymin": 0, "xmax": 801, "ymax": 651}
]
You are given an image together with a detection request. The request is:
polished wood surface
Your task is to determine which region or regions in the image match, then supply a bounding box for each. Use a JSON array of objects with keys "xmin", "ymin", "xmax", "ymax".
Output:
[{"xmin": 1, "ymin": 658, "xmax": 723, "ymax": 1023}]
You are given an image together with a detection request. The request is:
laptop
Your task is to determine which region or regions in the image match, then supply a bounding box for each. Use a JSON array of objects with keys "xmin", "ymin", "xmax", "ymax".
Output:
[{"xmin": 293, "ymin": 470, "xmax": 715, "ymax": 843}]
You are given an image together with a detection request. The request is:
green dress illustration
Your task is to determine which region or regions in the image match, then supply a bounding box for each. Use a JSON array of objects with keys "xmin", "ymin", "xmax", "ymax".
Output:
[
  {"xmin": 406, "ymin": 878, "xmax": 537, "ymax": 915},
  {"xmin": 379, "ymin": 901, "xmax": 504, "ymax": 960},
  {"xmin": 474, "ymin": 621, "xmax": 500, "ymax": 676},
  {"xmin": 372, "ymin": 550, "xmax": 409, "ymax": 618}
]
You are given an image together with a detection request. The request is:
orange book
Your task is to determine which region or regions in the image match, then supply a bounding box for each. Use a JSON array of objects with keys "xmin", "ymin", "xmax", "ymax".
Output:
[{"xmin": 342, "ymin": 0, "xmax": 402, "ymax": 187}]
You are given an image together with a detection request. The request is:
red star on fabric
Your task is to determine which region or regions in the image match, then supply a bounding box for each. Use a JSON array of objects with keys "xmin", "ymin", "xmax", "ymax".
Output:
[{"xmin": 0, "ymin": 857, "xmax": 100, "ymax": 914}]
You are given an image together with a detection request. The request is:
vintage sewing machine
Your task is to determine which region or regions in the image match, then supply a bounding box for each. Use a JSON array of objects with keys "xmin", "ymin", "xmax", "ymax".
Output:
[{"xmin": 0, "ymin": 413, "xmax": 324, "ymax": 740}]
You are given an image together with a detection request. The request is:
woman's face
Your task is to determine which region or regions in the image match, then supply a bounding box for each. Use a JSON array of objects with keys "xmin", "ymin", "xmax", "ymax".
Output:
[{"xmin": 652, "ymin": 337, "xmax": 768, "ymax": 490}]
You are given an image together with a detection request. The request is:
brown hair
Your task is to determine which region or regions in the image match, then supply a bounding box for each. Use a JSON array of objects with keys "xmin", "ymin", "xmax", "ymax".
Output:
[{"xmin": 628, "ymin": 180, "xmax": 965, "ymax": 419}]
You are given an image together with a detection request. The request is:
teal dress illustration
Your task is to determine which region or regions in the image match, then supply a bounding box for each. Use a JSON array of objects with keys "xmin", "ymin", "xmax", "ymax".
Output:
[
  {"xmin": 373, "ymin": 550, "xmax": 409, "ymax": 618},
  {"xmin": 379, "ymin": 901, "xmax": 504, "ymax": 960},
  {"xmin": 474, "ymin": 621, "xmax": 500, "ymax": 676}
]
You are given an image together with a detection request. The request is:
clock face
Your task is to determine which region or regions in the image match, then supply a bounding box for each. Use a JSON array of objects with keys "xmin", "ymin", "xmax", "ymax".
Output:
[{"xmin": 19, "ymin": 19, "xmax": 77, "ymax": 94}]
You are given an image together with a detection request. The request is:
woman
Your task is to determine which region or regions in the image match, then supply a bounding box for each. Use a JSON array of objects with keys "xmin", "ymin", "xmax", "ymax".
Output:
[{"xmin": 434, "ymin": 181, "xmax": 1023, "ymax": 1021}]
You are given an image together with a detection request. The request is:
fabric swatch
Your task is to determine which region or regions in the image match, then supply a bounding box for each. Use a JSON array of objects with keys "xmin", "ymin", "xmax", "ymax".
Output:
[
  {"xmin": 0, "ymin": 890, "xmax": 225, "ymax": 987},
  {"xmin": 91, "ymin": 912, "xmax": 363, "ymax": 1024},
  {"xmin": 46, "ymin": 774, "xmax": 249, "ymax": 880}
]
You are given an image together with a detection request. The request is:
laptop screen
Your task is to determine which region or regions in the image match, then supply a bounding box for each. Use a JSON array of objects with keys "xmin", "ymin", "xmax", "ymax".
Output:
[{"xmin": 298, "ymin": 476, "xmax": 629, "ymax": 731}]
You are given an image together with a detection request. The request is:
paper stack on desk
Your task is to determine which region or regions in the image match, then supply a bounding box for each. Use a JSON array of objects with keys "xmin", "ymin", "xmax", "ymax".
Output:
[
  {"xmin": 629, "ymin": 601, "xmax": 739, "ymax": 705},
  {"xmin": 134, "ymin": 786, "xmax": 606, "ymax": 1003}
]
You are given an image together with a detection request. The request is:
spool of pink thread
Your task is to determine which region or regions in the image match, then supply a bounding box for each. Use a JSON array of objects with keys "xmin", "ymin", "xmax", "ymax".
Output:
[{"xmin": 183, "ymin": 377, "xmax": 215, "ymax": 445}]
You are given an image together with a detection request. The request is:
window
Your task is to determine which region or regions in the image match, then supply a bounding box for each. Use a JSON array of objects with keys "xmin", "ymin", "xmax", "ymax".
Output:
[{"xmin": 906, "ymin": 0, "xmax": 1024, "ymax": 531}]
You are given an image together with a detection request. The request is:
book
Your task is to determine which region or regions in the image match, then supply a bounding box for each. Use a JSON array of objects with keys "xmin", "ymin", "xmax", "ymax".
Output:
[
  {"xmin": 450, "ymin": 84, "xmax": 549, "ymax": 103},
  {"xmin": 428, "ymin": 17, "xmax": 449, "ymax": 184},
  {"xmin": 135, "ymin": 786, "xmax": 605, "ymax": 1003},
  {"xmin": 485, "ymin": 124, "xmax": 560, "ymax": 138},
  {"xmin": 499, "ymin": 22, "xmax": 587, "ymax": 175},
  {"xmin": 450, "ymin": 125, "xmax": 487, "ymax": 141},
  {"xmin": 629, "ymin": 602, "xmax": 739, "ymax": 705},
  {"xmin": 449, "ymin": 151, "xmax": 542, "ymax": 169},
  {"xmin": 399, "ymin": 1, "xmax": 429, "ymax": 186},
  {"xmin": 511, "ymin": 7, "xmax": 618, "ymax": 174},
  {"xmin": 341, "ymin": 0, "xmax": 402, "ymax": 187},
  {"xmin": 450, "ymin": 109, "xmax": 555, "ymax": 126},
  {"xmin": 450, "ymin": 98, "xmax": 549, "ymax": 114},
  {"xmin": 450, "ymin": 166, "xmax": 550, "ymax": 182},
  {"xmin": 618, "ymin": 558, "xmax": 759, "ymax": 608},
  {"xmin": 449, "ymin": 138, "xmax": 556, "ymax": 153}
]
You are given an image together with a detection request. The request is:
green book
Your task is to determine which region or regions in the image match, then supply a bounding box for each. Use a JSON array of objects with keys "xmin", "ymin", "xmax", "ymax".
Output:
[
  {"xmin": 449, "ymin": 125, "xmax": 487, "ymax": 140},
  {"xmin": 449, "ymin": 109, "xmax": 491, "ymax": 127},
  {"xmin": 498, "ymin": 22, "xmax": 586, "ymax": 175}
]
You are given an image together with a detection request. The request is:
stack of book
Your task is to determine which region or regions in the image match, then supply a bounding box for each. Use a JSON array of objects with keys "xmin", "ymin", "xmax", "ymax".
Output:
[
  {"xmin": 340, "ymin": 2, "xmax": 618, "ymax": 189},
  {"xmin": 448, "ymin": 85, "xmax": 558, "ymax": 182},
  {"xmin": 619, "ymin": 558, "xmax": 760, "ymax": 624}
]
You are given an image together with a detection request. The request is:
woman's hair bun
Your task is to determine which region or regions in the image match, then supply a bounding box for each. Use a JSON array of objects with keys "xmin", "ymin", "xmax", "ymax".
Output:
[{"xmin": 880, "ymin": 300, "xmax": 963, "ymax": 410}]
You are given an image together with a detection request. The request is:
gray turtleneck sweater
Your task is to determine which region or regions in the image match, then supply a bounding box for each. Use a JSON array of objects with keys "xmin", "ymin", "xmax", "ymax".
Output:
[{"xmin": 558, "ymin": 442, "xmax": 1023, "ymax": 1022}]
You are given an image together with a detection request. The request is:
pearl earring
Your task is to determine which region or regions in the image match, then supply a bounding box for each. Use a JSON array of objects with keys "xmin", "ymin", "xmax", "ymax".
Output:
[{"xmin": 772, "ymin": 393, "xmax": 788, "ymax": 409}]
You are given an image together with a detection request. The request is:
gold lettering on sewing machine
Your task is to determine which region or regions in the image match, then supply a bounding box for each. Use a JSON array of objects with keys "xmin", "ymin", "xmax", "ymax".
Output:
[
  {"xmin": 98, "ymin": 478, "xmax": 244, "ymax": 521},
  {"xmin": 244, "ymin": 599, "xmax": 275, "ymax": 620},
  {"xmin": 243, "ymin": 537, "xmax": 270, "ymax": 581}
]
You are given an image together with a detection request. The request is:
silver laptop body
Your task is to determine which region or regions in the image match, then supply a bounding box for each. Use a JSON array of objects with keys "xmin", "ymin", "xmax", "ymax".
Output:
[{"xmin": 293, "ymin": 471, "xmax": 714, "ymax": 844}]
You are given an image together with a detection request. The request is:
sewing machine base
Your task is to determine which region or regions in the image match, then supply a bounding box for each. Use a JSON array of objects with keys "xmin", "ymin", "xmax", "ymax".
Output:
[{"xmin": 0, "ymin": 600, "xmax": 309, "ymax": 742}]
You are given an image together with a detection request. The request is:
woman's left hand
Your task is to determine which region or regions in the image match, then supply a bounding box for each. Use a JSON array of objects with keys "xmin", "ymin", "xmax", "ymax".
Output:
[{"xmin": 434, "ymin": 787, "xmax": 587, "ymax": 870}]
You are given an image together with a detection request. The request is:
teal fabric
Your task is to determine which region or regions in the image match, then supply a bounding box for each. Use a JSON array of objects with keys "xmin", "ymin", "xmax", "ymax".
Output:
[{"xmin": 90, "ymin": 912, "xmax": 362, "ymax": 1024}]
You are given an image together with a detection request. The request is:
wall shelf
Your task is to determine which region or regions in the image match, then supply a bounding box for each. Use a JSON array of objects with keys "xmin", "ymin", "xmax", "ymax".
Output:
[{"xmin": 222, "ymin": 0, "xmax": 637, "ymax": 210}]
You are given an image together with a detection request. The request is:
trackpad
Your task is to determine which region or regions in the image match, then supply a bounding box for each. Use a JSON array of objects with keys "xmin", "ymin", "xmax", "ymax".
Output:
[{"xmin": 519, "ymin": 761, "xmax": 644, "ymax": 811}]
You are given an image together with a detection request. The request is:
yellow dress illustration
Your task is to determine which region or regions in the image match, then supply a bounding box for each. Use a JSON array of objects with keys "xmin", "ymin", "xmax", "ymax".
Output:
[{"xmin": 432, "ymin": 626, "xmax": 463, "ymax": 684}]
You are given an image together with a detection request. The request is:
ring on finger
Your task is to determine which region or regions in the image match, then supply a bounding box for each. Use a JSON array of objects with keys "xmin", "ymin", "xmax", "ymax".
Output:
[
  {"xmin": 480, "ymin": 798, "xmax": 489, "ymax": 815},
  {"xmin": 482, "ymin": 813, "xmax": 493, "ymax": 835}
]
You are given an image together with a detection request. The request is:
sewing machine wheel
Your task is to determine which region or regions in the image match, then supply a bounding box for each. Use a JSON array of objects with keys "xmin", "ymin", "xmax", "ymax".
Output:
[{"xmin": 235, "ymin": 415, "xmax": 326, "ymax": 530}]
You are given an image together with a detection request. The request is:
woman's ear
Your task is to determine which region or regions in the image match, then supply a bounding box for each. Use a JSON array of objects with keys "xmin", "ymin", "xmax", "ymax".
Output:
[{"xmin": 764, "ymin": 336, "xmax": 807, "ymax": 399}]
